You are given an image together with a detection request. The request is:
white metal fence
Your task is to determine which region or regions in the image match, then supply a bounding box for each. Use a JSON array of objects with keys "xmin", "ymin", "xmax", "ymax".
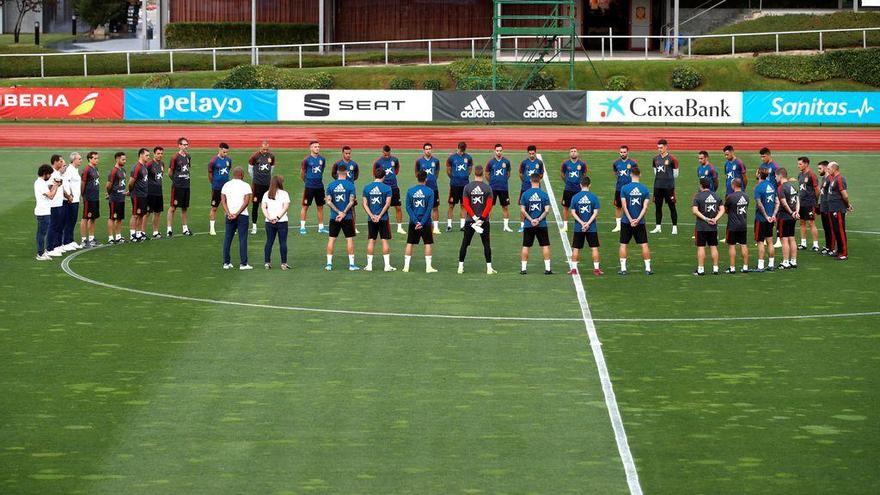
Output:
[{"xmin": 1, "ymin": 26, "xmax": 878, "ymax": 78}]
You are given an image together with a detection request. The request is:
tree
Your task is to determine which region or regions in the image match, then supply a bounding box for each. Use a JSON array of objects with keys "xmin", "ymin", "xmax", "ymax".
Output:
[
  {"xmin": 0, "ymin": 0, "xmax": 44, "ymax": 43},
  {"xmin": 74, "ymin": 0, "xmax": 126, "ymax": 36}
]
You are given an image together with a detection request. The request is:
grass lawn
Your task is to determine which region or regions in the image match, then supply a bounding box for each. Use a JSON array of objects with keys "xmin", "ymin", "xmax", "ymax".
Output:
[
  {"xmin": 1, "ymin": 145, "xmax": 878, "ymax": 494},
  {"xmin": 0, "ymin": 33, "xmax": 75, "ymax": 54}
]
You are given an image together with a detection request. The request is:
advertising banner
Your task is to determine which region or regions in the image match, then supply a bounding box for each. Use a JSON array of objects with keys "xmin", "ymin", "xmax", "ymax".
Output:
[
  {"xmin": 124, "ymin": 89, "xmax": 277, "ymax": 121},
  {"xmin": 0, "ymin": 88, "xmax": 124, "ymax": 120},
  {"xmin": 742, "ymin": 91, "xmax": 880, "ymax": 125},
  {"xmin": 277, "ymin": 90, "xmax": 432, "ymax": 121},
  {"xmin": 433, "ymin": 91, "xmax": 586, "ymax": 122},
  {"xmin": 586, "ymin": 91, "xmax": 742, "ymax": 123}
]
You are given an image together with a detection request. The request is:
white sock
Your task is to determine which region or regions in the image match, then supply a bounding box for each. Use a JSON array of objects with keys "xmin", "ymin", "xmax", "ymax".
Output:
[
  {"xmin": 593, "ymin": 261, "xmax": 600, "ymax": 269},
  {"xmin": 366, "ymin": 255, "xmax": 373, "ymax": 267},
  {"xmin": 348, "ymin": 255, "xmax": 355, "ymax": 265},
  {"xmin": 615, "ymin": 217, "xmax": 621, "ymax": 227},
  {"xmin": 521, "ymin": 260, "xmax": 528, "ymax": 271},
  {"xmin": 209, "ymin": 220, "xmax": 215, "ymax": 231},
  {"xmin": 182, "ymin": 224, "xmax": 188, "ymax": 232},
  {"xmin": 758, "ymin": 259, "xmax": 765, "ymax": 270},
  {"xmin": 712, "ymin": 265, "xmax": 719, "ymax": 273},
  {"xmin": 503, "ymin": 218, "xmax": 510, "ymax": 229},
  {"xmin": 569, "ymin": 260, "xmax": 577, "ymax": 270},
  {"xmin": 790, "ymin": 259, "xmax": 797, "ymax": 265},
  {"xmin": 252, "ymin": 223, "xmax": 257, "ymax": 229},
  {"xmin": 81, "ymin": 237, "xmax": 86, "ymax": 243},
  {"xmin": 800, "ymin": 239, "xmax": 807, "ymax": 247},
  {"xmin": 812, "ymin": 241, "xmax": 819, "ymax": 248},
  {"xmin": 458, "ymin": 261, "xmax": 464, "ymax": 270},
  {"xmin": 487, "ymin": 262, "xmax": 493, "ymax": 271},
  {"xmin": 404, "ymin": 255, "xmax": 411, "ymax": 270},
  {"xmin": 460, "ymin": 218, "xmax": 465, "ymax": 228},
  {"xmin": 433, "ymin": 221, "xmax": 439, "ymax": 230},
  {"xmin": 769, "ymin": 258, "xmax": 775, "ymax": 267},
  {"xmin": 300, "ymin": 220, "xmax": 306, "ymax": 229},
  {"xmin": 447, "ymin": 219, "xmax": 452, "ymax": 228},
  {"xmin": 398, "ymin": 223, "xmax": 403, "ymax": 230},
  {"xmin": 88, "ymin": 236, "xmax": 94, "ymax": 241},
  {"xmin": 129, "ymin": 230, "xmax": 135, "ymax": 238},
  {"xmin": 115, "ymin": 233, "xmax": 121, "ymax": 240},
  {"xmin": 742, "ymin": 264, "xmax": 748, "ymax": 271},
  {"xmin": 543, "ymin": 259, "xmax": 551, "ymax": 271},
  {"xmin": 425, "ymin": 256, "xmax": 433, "ymax": 268},
  {"xmin": 697, "ymin": 266, "xmax": 705, "ymax": 274},
  {"xmin": 383, "ymin": 254, "xmax": 391, "ymax": 267},
  {"xmin": 326, "ymin": 255, "xmax": 332, "ymax": 265},
  {"xmin": 620, "ymin": 258, "xmax": 627, "ymax": 271},
  {"xmin": 644, "ymin": 259, "xmax": 652, "ymax": 271},
  {"xmin": 108, "ymin": 235, "xmax": 114, "ymax": 241}
]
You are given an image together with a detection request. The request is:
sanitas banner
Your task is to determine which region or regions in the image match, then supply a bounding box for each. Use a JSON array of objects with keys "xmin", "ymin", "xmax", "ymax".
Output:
[
  {"xmin": 587, "ymin": 91, "xmax": 742, "ymax": 123},
  {"xmin": 0, "ymin": 88, "xmax": 124, "ymax": 120},
  {"xmin": 743, "ymin": 91, "xmax": 880, "ymax": 125},
  {"xmin": 433, "ymin": 91, "xmax": 586, "ymax": 122},
  {"xmin": 124, "ymin": 89, "xmax": 277, "ymax": 121},
  {"xmin": 278, "ymin": 90, "xmax": 432, "ymax": 121}
]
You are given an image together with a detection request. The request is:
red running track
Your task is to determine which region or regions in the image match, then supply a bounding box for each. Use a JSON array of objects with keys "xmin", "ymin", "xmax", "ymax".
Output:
[{"xmin": 3, "ymin": 124, "xmax": 880, "ymax": 151}]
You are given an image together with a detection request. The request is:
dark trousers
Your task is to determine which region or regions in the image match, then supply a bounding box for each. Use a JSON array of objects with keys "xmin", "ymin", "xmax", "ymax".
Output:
[
  {"xmin": 47, "ymin": 205, "xmax": 65, "ymax": 251},
  {"xmin": 821, "ymin": 212, "xmax": 835, "ymax": 251},
  {"xmin": 264, "ymin": 221, "xmax": 289, "ymax": 263},
  {"xmin": 36, "ymin": 215, "xmax": 50, "ymax": 255},
  {"xmin": 828, "ymin": 210, "xmax": 847, "ymax": 257},
  {"xmin": 223, "ymin": 215, "xmax": 249, "ymax": 265},
  {"xmin": 654, "ymin": 197, "xmax": 678, "ymax": 226},
  {"xmin": 63, "ymin": 201, "xmax": 79, "ymax": 244},
  {"xmin": 459, "ymin": 222, "xmax": 492, "ymax": 263}
]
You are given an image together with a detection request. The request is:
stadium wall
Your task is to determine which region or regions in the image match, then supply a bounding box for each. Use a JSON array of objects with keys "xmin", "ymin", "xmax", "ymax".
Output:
[{"xmin": 169, "ymin": 0, "xmax": 319, "ymax": 23}]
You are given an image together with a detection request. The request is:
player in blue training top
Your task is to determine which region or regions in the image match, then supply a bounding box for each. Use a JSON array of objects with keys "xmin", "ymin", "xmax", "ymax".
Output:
[
  {"xmin": 618, "ymin": 166, "xmax": 653, "ymax": 276},
  {"xmin": 486, "ymin": 143, "xmax": 514, "ymax": 232},
  {"xmin": 333, "ymin": 145, "xmax": 360, "ymax": 234},
  {"xmin": 300, "ymin": 140, "xmax": 327, "ymax": 235},
  {"xmin": 696, "ymin": 151, "xmax": 719, "ymax": 192},
  {"xmin": 208, "ymin": 142, "xmax": 232, "ymax": 236},
  {"xmin": 519, "ymin": 172, "xmax": 553, "ymax": 275},
  {"xmin": 518, "ymin": 144, "xmax": 544, "ymax": 232},
  {"xmin": 560, "ymin": 146, "xmax": 587, "ymax": 233},
  {"xmin": 722, "ymin": 145, "xmax": 747, "ymax": 196},
  {"xmin": 324, "ymin": 165, "xmax": 359, "ymax": 271},
  {"xmin": 403, "ymin": 170, "xmax": 437, "ymax": 273},
  {"xmin": 361, "ymin": 168, "xmax": 396, "ymax": 272},
  {"xmin": 758, "ymin": 146, "xmax": 782, "ymax": 249},
  {"xmin": 415, "ymin": 142, "xmax": 442, "ymax": 234},
  {"xmin": 446, "ymin": 141, "xmax": 473, "ymax": 232},
  {"xmin": 753, "ymin": 166, "xmax": 779, "ymax": 272},
  {"xmin": 612, "ymin": 145, "xmax": 636, "ymax": 233},
  {"xmin": 373, "ymin": 144, "xmax": 404, "ymax": 235},
  {"xmin": 569, "ymin": 175, "xmax": 602, "ymax": 276}
]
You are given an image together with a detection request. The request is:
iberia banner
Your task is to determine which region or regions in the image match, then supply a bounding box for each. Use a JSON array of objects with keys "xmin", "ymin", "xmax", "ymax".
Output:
[{"xmin": 0, "ymin": 88, "xmax": 124, "ymax": 120}]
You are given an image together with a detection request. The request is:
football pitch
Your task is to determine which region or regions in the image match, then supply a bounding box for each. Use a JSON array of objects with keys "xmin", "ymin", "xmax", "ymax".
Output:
[{"xmin": 1, "ymin": 146, "xmax": 878, "ymax": 494}]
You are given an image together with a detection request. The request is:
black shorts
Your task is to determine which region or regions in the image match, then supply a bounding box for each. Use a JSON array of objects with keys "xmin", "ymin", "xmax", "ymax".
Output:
[
  {"xmin": 522, "ymin": 226, "xmax": 550, "ymax": 247},
  {"xmin": 448, "ymin": 185, "xmax": 465, "ymax": 205},
  {"xmin": 431, "ymin": 187, "xmax": 440, "ymax": 208},
  {"xmin": 367, "ymin": 219, "xmax": 392, "ymax": 240},
  {"xmin": 695, "ymin": 230, "xmax": 719, "ymax": 247},
  {"xmin": 654, "ymin": 187, "xmax": 676, "ymax": 204},
  {"xmin": 755, "ymin": 221, "xmax": 775, "ymax": 241},
  {"xmin": 302, "ymin": 187, "xmax": 326, "ymax": 206},
  {"xmin": 572, "ymin": 231, "xmax": 599, "ymax": 249},
  {"xmin": 147, "ymin": 194, "xmax": 163, "ymax": 213},
  {"xmin": 328, "ymin": 218, "xmax": 356, "ymax": 238},
  {"xmin": 562, "ymin": 189, "xmax": 578, "ymax": 208},
  {"xmin": 390, "ymin": 187, "xmax": 402, "ymax": 207},
  {"xmin": 131, "ymin": 196, "xmax": 147, "ymax": 216},
  {"xmin": 726, "ymin": 229, "xmax": 748, "ymax": 245},
  {"xmin": 82, "ymin": 199, "xmax": 100, "ymax": 220},
  {"xmin": 613, "ymin": 190, "xmax": 623, "ymax": 209},
  {"xmin": 493, "ymin": 190, "xmax": 510, "ymax": 207},
  {"xmin": 406, "ymin": 222, "xmax": 434, "ymax": 245},
  {"xmin": 620, "ymin": 223, "xmax": 648, "ymax": 245},
  {"xmin": 252, "ymin": 183, "xmax": 269, "ymax": 204},
  {"xmin": 799, "ymin": 205, "xmax": 816, "ymax": 221},
  {"xmin": 778, "ymin": 219, "xmax": 796, "ymax": 238},
  {"xmin": 109, "ymin": 201, "xmax": 125, "ymax": 220},
  {"xmin": 171, "ymin": 187, "xmax": 190, "ymax": 209},
  {"xmin": 211, "ymin": 189, "xmax": 222, "ymax": 208}
]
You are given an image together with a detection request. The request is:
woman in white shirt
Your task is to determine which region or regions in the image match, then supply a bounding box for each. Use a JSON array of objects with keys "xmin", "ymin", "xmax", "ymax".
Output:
[
  {"xmin": 261, "ymin": 175, "xmax": 291, "ymax": 270},
  {"xmin": 34, "ymin": 164, "xmax": 60, "ymax": 260}
]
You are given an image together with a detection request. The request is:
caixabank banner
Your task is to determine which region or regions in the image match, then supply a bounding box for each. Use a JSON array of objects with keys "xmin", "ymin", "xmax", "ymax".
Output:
[
  {"xmin": 124, "ymin": 89, "xmax": 277, "ymax": 121},
  {"xmin": 743, "ymin": 92, "xmax": 880, "ymax": 125},
  {"xmin": 433, "ymin": 91, "xmax": 587, "ymax": 122},
  {"xmin": 586, "ymin": 91, "xmax": 742, "ymax": 123},
  {"xmin": 0, "ymin": 88, "xmax": 124, "ymax": 120}
]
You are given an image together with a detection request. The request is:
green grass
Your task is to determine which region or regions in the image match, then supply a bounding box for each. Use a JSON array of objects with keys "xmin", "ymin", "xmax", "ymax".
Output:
[
  {"xmin": 0, "ymin": 33, "xmax": 75, "ymax": 54},
  {"xmin": 1, "ymin": 145, "xmax": 878, "ymax": 494},
  {"xmin": 693, "ymin": 12, "xmax": 880, "ymax": 55}
]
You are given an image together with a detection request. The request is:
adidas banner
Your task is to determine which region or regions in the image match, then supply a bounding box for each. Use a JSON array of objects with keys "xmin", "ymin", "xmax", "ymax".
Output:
[{"xmin": 432, "ymin": 91, "xmax": 587, "ymax": 122}]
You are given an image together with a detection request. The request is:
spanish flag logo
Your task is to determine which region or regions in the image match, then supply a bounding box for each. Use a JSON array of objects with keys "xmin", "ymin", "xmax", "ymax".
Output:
[{"xmin": 69, "ymin": 92, "xmax": 100, "ymax": 116}]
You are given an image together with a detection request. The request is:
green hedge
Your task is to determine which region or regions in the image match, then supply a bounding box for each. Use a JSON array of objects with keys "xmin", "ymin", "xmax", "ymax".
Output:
[
  {"xmin": 753, "ymin": 48, "xmax": 880, "ymax": 87},
  {"xmin": 212, "ymin": 64, "xmax": 333, "ymax": 89},
  {"xmin": 447, "ymin": 58, "xmax": 557, "ymax": 90},
  {"xmin": 671, "ymin": 66, "xmax": 703, "ymax": 90},
  {"xmin": 166, "ymin": 22, "xmax": 318, "ymax": 49},
  {"xmin": 389, "ymin": 77, "xmax": 415, "ymax": 90},
  {"xmin": 604, "ymin": 75, "xmax": 633, "ymax": 90}
]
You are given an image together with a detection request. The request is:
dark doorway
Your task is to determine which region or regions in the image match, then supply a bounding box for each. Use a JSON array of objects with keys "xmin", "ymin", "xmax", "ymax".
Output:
[{"xmin": 581, "ymin": 0, "xmax": 630, "ymax": 50}]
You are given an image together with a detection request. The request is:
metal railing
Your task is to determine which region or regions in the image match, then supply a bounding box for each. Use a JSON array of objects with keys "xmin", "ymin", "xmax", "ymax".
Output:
[{"xmin": 1, "ymin": 26, "xmax": 878, "ymax": 78}]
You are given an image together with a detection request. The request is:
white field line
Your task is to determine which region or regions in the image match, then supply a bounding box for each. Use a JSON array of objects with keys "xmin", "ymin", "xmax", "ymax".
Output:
[{"xmin": 538, "ymin": 155, "xmax": 643, "ymax": 495}]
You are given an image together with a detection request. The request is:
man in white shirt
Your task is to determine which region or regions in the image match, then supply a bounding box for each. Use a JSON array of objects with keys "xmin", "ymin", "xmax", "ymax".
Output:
[
  {"xmin": 62, "ymin": 152, "xmax": 83, "ymax": 250},
  {"xmin": 35, "ymin": 164, "xmax": 59, "ymax": 260},
  {"xmin": 221, "ymin": 167, "xmax": 253, "ymax": 270},
  {"xmin": 46, "ymin": 154, "xmax": 68, "ymax": 256}
]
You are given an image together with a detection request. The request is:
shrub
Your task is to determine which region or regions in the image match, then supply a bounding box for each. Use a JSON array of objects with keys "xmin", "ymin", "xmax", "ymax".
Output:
[
  {"xmin": 389, "ymin": 77, "xmax": 415, "ymax": 90},
  {"xmin": 604, "ymin": 74, "xmax": 633, "ymax": 90},
  {"xmin": 213, "ymin": 64, "xmax": 333, "ymax": 89},
  {"xmin": 448, "ymin": 57, "xmax": 494, "ymax": 86},
  {"xmin": 141, "ymin": 73, "xmax": 172, "ymax": 88},
  {"xmin": 166, "ymin": 22, "xmax": 317, "ymax": 49},
  {"xmin": 670, "ymin": 66, "xmax": 703, "ymax": 90},
  {"xmin": 824, "ymin": 48, "xmax": 880, "ymax": 87},
  {"xmin": 422, "ymin": 79, "xmax": 442, "ymax": 90},
  {"xmin": 753, "ymin": 48, "xmax": 880, "ymax": 87},
  {"xmin": 523, "ymin": 70, "xmax": 557, "ymax": 90}
]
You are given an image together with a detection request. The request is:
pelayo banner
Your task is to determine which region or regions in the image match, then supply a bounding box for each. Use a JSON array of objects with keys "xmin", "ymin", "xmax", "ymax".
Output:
[
  {"xmin": 743, "ymin": 91, "xmax": 880, "ymax": 125},
  {"xmin": 124, "ymin": 89, "xmax": 277, "ymax": 121},
  {"xmin": 0, "ymin": 88, "xmax": 124, "ymax": 120},
  {"xmin": 586, "ymin": 91, "xmax": 742, "ymax": 123},
  {"xmin": 433, "ymin": 91, "xmax": 586, "ymax": 122}
]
